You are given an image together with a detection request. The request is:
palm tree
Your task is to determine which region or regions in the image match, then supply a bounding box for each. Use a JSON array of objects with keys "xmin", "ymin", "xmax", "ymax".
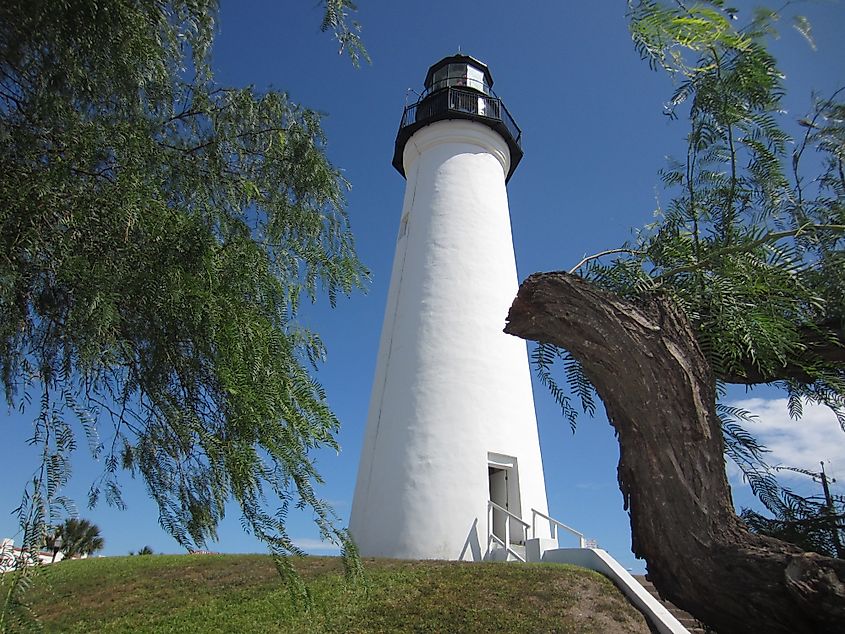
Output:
[{"xmin": 50, "ymin": 519, "xmax": 105, "ymax": 559}]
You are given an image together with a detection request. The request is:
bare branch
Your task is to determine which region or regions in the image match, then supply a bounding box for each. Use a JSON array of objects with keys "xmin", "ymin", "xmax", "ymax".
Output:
[{"xmin": 568, "ymin": 248, "xmax": 646, "ymax": 274}]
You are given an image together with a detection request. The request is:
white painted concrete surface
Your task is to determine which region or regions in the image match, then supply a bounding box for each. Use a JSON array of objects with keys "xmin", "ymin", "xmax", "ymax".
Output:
[
  {"xmin": 349, "ymin": 119, "xmax": 550, "ymax": 560},
  {"xmin": 541, "ymin": 548, "xmax": 690, "ymax": 634}
]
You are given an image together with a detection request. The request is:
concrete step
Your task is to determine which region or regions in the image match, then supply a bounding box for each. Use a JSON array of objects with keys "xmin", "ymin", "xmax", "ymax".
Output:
[{"xmin": 633, "ymin": 575, "xmax": 712, "ymax": 633}]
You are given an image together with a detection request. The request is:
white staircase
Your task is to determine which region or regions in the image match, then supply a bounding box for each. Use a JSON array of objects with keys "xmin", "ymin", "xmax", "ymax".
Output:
[
  {"xmin": 485, "ymin": 501, "xmax": 585, "ymax": 562},
  {"xmin": 484, "ymin": 502, "xmax": 692, "ymax": 634}
]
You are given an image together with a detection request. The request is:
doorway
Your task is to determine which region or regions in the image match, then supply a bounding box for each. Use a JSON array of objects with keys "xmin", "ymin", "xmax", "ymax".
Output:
[
  {"xmin": 487, "ymin": 453, "xmax": 522, "ymax": 545},
  {"xmin": 488, "ymin": 466, "xmax": 509, "ymax": 542}
]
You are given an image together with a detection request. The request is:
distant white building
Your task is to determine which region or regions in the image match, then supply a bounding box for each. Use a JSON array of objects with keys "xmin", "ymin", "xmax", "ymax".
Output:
[
  {"xmin": 349, "ymin": 55, "xmax": 554, "ymax": 561},
  {"xmin": 1, "ymin": 537, "xmax": 65, "ymax": 572}
]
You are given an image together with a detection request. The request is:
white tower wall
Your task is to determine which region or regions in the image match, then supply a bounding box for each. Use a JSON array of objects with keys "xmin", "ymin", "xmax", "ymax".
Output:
[{"xmin": 349, "ymin": 120, "xmax": 550, "ymax": 560}]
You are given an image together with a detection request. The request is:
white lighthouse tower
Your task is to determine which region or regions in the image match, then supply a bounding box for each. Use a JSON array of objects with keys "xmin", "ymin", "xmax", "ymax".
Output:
[{"xmin": 349, "ymin": 55, "xmax": 552, "ymax": 561}]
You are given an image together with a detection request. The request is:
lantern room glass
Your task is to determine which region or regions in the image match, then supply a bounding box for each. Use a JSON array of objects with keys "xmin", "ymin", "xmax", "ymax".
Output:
[{"xmin": 430, "ymin": 63, "xmax": 490, "ymax": 95}]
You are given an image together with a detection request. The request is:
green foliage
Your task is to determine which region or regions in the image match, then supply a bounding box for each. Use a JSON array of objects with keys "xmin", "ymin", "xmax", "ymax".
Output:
[
  {"xmin": 613, "ymin": 2, "xmax": 844, "ymax": 394},
  {"xmin": 0, "ymin": 0, "xmax": 369, "ymax": 613},
  {"xmin": 741, "ymin": 465, "xmax": 844, "ymax": 558},
  {"xmin": 531, "ymin": 343, "xmax": 595, "ymax": 432},
  {"xmin": 0, "ymin": 564, "xmax": 40, "ymax": 634},
  {"xmin": 533, "ymin": 2, "xmax": 844, "ymax": 546},
  {"xmin": 741, "ymin": 503, "xmax": 843, "ymax": 557},
  {"xmin": 48, "ymin": 519, "xmax": 105, "ymax": 559},
  {"xmin": 1, "ymin": 479, "xmax": 50, "ymax": 634},
  {"xmin": 320, "ymin": 0, "xmax": 370, "ymax": 66},
  {"xmin": 623, "ymin": 0, "xmax": 844, "ymax": 432}
]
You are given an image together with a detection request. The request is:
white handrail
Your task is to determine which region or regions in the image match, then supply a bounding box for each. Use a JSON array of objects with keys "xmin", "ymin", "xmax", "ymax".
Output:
[
  {"xmin": 532, "ymin": 508, "xmax": 586, "ymax": 548},
  {"xmin": 487, "ymin": 500, "xmax": 529, "ymax": 562},
  {"xmin": 488, "ymin": 500, "xmax": 530, "ymax": 529}
]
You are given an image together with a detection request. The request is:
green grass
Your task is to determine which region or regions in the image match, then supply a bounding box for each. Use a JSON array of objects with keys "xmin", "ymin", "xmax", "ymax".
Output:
[{"xmin": 16, "ymin": 554, "xmax": 651, "ymax": 633}]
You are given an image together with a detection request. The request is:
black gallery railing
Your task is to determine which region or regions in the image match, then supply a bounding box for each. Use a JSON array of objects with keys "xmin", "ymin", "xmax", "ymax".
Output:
[{"xmin": 398, "ymin": 87, "xmax": 522, "ymax": 149}]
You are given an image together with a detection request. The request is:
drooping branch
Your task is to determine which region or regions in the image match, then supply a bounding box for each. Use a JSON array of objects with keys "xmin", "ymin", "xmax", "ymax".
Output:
[{"xmin": 504, "ymin": 271, "xmax": 845, "ymax": 634}]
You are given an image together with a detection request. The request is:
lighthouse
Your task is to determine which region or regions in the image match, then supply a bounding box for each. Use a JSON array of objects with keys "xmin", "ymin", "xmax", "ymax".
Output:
[{"xmin": 349, "ymin": 55, "xmax": 552, "ymax": 561}]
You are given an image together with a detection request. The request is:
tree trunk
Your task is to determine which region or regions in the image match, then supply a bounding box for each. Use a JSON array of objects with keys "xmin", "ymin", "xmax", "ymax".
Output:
[{"xmin": 504, "ymin": 271, "xmax": 845, "ymax": 634}]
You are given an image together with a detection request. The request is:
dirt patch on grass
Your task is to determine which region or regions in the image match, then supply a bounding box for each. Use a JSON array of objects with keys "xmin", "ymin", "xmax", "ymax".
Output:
[
  {"xmin": 552, "ymin": 570, "xmax": 653, "ymax": 634},
  {"xmin": 354, "ymin": 562, "xmax": 651, "ymax": 633}
]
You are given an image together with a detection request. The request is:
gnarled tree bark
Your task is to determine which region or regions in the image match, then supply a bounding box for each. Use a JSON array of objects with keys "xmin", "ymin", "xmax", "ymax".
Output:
[{"xmin": 504, "ymin": 271, "xmax": 845, "ymax": 634}]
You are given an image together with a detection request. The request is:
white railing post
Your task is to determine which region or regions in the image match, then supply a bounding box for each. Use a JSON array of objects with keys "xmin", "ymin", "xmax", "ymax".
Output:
[
  {"xmin": 504, "ymin": 512, "xmax": 510, "ymax": 555},
  {"xmin": 487, "ymin": 502, "xmax": 491, "ymax": 542},
  {"xmin": 487, "ymin": 502, "xmax": 493, "ymax": 556}
]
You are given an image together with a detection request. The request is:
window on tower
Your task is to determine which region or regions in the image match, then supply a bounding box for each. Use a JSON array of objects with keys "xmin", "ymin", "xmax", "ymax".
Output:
[
  {"xmin": 448, "ymin": 63, "xmax": 467, "ymax": 87},
  {"xmin": 429, "ymin": 61, "xmax": 490, "ymax": 95},
  {"xmin": 466, "ymin": 64, "xmax": 485, "ymax": 92},
  {"xmin": 431, "ymin": 66, "xmax": 448, "ymax": 91}
]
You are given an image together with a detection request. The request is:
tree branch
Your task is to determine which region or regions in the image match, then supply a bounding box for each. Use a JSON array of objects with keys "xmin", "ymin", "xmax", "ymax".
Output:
[
  {"xmin": 793, "ymin": 86, "xmax": 845, "ymax": 210},
  {"xmin": 568, "ymin": 248, "xmax": 646, "ymax": 274}
]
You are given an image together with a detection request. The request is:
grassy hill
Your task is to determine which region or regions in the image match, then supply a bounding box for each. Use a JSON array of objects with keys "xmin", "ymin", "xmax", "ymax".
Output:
[{"xmin": 17, "ymin": 554, "xmax": 652, "ymax": 633}]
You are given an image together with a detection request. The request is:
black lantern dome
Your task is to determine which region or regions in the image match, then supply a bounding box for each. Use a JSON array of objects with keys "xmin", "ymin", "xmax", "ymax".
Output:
[{"xmin": 392, "ymin": 54, "xmax": 523, "ymax": 182}]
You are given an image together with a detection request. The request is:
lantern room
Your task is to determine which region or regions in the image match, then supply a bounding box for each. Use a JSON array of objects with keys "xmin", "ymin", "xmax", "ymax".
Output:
[
  {"xmin": 424, "ymin": 55, "xmax": 493, "ymax": 95},
  {"xmin": 393, "ymin": 54, "xmax": 523, "ymax": 182}
]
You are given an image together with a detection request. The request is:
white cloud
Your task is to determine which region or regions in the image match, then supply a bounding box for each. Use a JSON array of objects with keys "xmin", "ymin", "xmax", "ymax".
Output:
[
  {"xmin": 291, "ymin": 537, "xmax": 342, "ymax": 553},
  {"xmin": 729, "ymin": 397, "xmax": 845, "ymax": 482}
]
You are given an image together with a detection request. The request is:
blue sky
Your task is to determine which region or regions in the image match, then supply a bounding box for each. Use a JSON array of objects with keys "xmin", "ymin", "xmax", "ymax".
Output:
[{"xmin": 2, "ymin": 1, "xmax": 845, "ymax": 572}]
